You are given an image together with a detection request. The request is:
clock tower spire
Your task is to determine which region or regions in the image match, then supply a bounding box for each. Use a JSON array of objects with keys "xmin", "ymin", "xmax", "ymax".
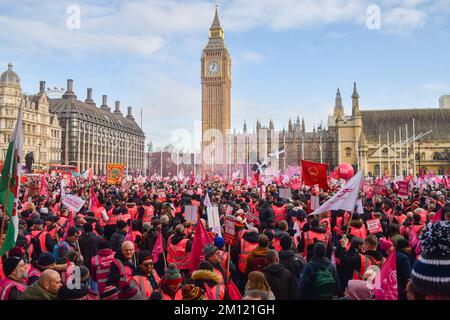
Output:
[{"xmin": 201, "ymin": 5, "xmax": 231, "ymax": 176}]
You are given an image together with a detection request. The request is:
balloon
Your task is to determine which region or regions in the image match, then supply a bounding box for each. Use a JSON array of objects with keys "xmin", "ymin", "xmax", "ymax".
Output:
[{"xmin": 337, "ymin": 163, "xmax": 355, "ymax": 180}]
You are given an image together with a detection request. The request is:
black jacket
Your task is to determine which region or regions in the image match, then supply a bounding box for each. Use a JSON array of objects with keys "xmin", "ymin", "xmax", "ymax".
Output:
[
  {"xmin": 106, "ymin": 251, "xmax": 138, "ymax": 289},
  {"xmin": 297, "ymin": 226, "xmax": 330, "ymax": 260},
  {"xmin": 78, "ymin": 231, "xmax": 101, "ymax": 270},
  {"xmin": 263, "ymin": 263, "xmax": 298, "ymax": 300},
  {"xmin": 259, "ymin": 204, "xmax": 275, "ymax": 229},
  {"xmin": 298, "ymin": 256, "xmax": 340, "ymax": 300},
  {"xmin": 231, "ymin": 231, "xmax": 259, "ymax": 268},
  {"xmin": 396, "ymin": 251, "xmax": 413, "ymax": 300},
  {"xmin": 278, "ymin": 249, "xmax": 305, "ymax": 282}
]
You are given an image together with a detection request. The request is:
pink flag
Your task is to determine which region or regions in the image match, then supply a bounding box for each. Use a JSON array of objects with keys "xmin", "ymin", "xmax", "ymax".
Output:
[
  {"xmin": 430, "ymin": 208, "xmax": 443, "ymax": 223},
  {"xmin": 409, "ymin": 226, "xmax": 419, "ymax": 249},
  {"xmin": 374, "ymin": 251, "xmax": 398, "ymax": 300},
  {"xmin": 204, "ymin": 283, "xmax": 216, "ymax": 300},
  {"xmin": 189, "ymin": 219, "xmax": 213, "ymax": 273},
  {"xmin": 39, "ymin": 175, "xmax": 47, "ymax": 197},
  {"xmin": 62, "ymin": 210, "xmax": 76, "ymax": 241},
  {"xmin": 124, "ymin": 221, "xmax": 135, "ymax": 244},
  {"xmin": 89, "ymin": 187, "xmax": 99, "ymax": 211},
  {"xmin": 227, "ymin": 279, "xmax": 242, "ymax": 300},
  {"xmin": 152, "ymin": 230, "xmax": 164, "ymax": 263}
]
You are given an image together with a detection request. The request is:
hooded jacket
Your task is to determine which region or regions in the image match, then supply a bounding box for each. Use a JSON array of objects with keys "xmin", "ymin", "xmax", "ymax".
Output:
[
  {"xmin": 263, "ymin": 263, "xmax": 298, "ymax": 300},
  {"xmin": 20, "ymin": 281, "xmax": 57, "ymax": 300},
  {"xmin": 279, "ymin": 249, "xmax": 305, "ymax": 282},
  {"xmin": 245, "ymin": 247, "xmax": 269, "ymax": 273},
  {"xmin": 111, "ymin": 229, "xmax": 127, "ymax": 253},
  {"xmin": 191, "ymin": 269, "xmax": 229, "ymax": 300},
  {"xmin": 298, "ymin": 256, "xmax": 340, "ymax": 300}
]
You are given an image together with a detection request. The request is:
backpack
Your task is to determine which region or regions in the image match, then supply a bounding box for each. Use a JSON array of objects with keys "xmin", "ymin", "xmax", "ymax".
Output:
[{"xmin": 312, "ymin": 265, "xmax": 337, "ymax": 300}]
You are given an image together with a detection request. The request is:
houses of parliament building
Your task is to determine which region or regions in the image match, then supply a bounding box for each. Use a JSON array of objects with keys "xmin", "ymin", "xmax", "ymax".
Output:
[{"xmin": 201, "ymin": 7, "xmax": 450, "ymax": 177}]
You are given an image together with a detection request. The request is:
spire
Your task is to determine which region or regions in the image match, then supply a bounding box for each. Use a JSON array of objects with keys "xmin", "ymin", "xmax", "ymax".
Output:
[
  {"xmin": 288, "ymin": 118, "xmax": 293, "ymax": 132},
  {"xmin": 269, "ymin": 118, "xmax": 274, "ymax": 130},
  {"xmin": 243, "ymin": 120, "xmax": 247, "ymax": 133},
  {"xmin": 334, "ymin": 88, "xmax": 344, "ymax": 118},
  {"xmin": 296, "ymin": 116, "xmax": 300, "ymax": 124},
  {"xmin": 352, "ymin": 82, "xmax": 360, "ymax": 117},
  {"xmin": 302, "ymin": 118, "xmax": 305, "ymax": 133},
  {"xmin": 209, "ymin": 4, "xmax": 224, "ymax": 39}
]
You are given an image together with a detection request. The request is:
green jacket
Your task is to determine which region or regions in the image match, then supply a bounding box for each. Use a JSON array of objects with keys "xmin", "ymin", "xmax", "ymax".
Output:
[{"xmin": 20, "ymin": 281, "xmax": 58, "ymax": 300}]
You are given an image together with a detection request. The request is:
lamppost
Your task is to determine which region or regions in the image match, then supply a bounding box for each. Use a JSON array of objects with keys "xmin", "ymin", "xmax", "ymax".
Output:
[
  {"xmin": 37, "ymin": 142, "xmax": 42, "ymax": 169},
  {"xmin": 147, "ymin": 141, "xmax": 152, "ymax": 177}
]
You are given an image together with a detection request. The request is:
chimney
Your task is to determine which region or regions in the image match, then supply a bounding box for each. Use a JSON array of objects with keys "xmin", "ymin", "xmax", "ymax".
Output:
[
  {"xmin": 85, "ymin": 88, "xmax": 95, "ymax": 105},
  {"xmin": 62, "ymin": 79, "xmax": 77, "ymax": 99},
  {"xmin": 126, "ymin": 106, "xmax": 134, "ymax": 120},
  {"xmin": 39, "ymin": 81, "xmax": 46, "ymax": 94},
  {"xmin": 100, "ymin": 95, "xmax": 110, "ymax": 111},
  {"xmin": 114, "ymin": 101, "xmax": 122, "ymax": 114}
]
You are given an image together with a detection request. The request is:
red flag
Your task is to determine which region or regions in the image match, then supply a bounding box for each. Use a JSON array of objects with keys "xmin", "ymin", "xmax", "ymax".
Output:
[
  {"xmin": 189, "ymin": 219, "xmax": 213, "ymax": 273},
  {"xmin": 89, "ymin": 187, "xmax": 99, "ymax": 211},
  {"xmin": 62, "ymin": 210, "xmax": 76, "ymax": 241},
  {"xmin": 301, "ymin": 160, "xmax": 329, "ymax": 190},
  {"xmin": 251, "ymin": 172, "xmax": 260, "ymax": 187},
  {"xmin": 152, "ymin": 230, "xmax": 164, "ymax": 263},
  {"xmin": 374, "ymin": 251, "xmax": 398, "ymax": 300},
  {"xmin": 430, "ymin": 208, "xmax": 443, "ymax": 223},
  {"xmin": 227, "ymin": 279, "xmax": 242, "ymax": 300},
  {"xmin": 289, "ymin": 177, "xmax": 302, "ymax": 190},
  {"xmin": 204, "ymin": 283, "xmax": 216, "ymax": 300}
]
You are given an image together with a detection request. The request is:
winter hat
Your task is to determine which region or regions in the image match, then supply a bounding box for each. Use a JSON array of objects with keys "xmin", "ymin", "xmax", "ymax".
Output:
[
  {"xmin": 38, "ymin": 253, "xmax": 56, "ymax": 267},
  {"xmin": 117, "ymin": 220, "xmax": 128, "ymax": 230},
  {"xmin": 2, "ymin": 257, "xmax": 21, "ymax": 276},
  {"xmin": 100, "ymin": 286, "xmax": 119, "ymax": 300},
  {"xmin": 214, "ymin": 237, "xmax": 225, "ymax": 249},
  {"xmin": 347, "ymin": 280, "xmax": 372, "ymax": 300},
  {"xmin": 411, "ymin": 221, "xmax": 450, "ymax": 297},
  {"xmin": 163, "ymin": 263, "xmax": 182, "ymax": 286},
  {"xmin": 67, "ymin": 227, "xmax": 78, "ymax": 237},
  {"xmin": 379, "ymin": 238, "xmax": 393, "ymax": 252},
  {"xmin": 138, "ymin": 250, "xmax": 153, "ymax": 265},
  {"xmin": 33, "ymin": 218, "xmax": 44, "ymax": 225},
  {"xmin": 57, "ymin": 284, "xmax": 89, "ymax": 300},
  {"xmin": 202, "ymin": 243, "xmax": 218, "ymax": 260},
  {"xmin": 142, "ymin": 222, "xmax": 152, "ymax": 232},
  {"xmin": 118, "ymin": 284, "xmax": 140, "ymax": 300},
  {"xmin": 182, "ymin": 284, "xmax": 205, "ymax": 300}
]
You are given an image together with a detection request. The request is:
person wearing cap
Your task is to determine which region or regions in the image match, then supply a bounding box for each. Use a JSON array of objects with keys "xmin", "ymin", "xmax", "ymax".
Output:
[
  {"xmin": 44, "ymin": 214, "xmax": 62, "ymax": 243},
  {"xmin": 158, "ymin": 263, "xmax": 183, "ymax": 300},
  {"xmin": 27, "ymin": 253, "xmax": 56, "ymax": 285},
  {"xmin": 107, "ymin": 240, "xmax": 137, "ymax": 290},
  {"xmin": 21, "ymin": 269, "xmax": 62, "ymax": 300},
  {"xmin": 411, "ymin": 221, "xmax": 450, "ymax": 300},
  {"xmin": 129, "ymin": 251, "xmax": 160, "ymax": 299},
  {"xmin": 0, "ymin": 257, "xmax": 27, "ymax": 300},
  {"xmin": 181, "ymin": 284, "xmax": 206, "ymax": 300},
  {"xmin": 111, "ymin": 220, "xmax": 129, "ymax": 253}
]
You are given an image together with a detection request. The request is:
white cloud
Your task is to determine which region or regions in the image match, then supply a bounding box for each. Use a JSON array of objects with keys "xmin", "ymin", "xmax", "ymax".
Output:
[
  {"xmin": 241, "ymin": 51, "xmax": 264, "ymax": 63},
  {"xmin": 383, "ymin": 7, "xmax": 428, "ymax": 34},
  {"xmin": 423, "ymin": 82, "xmax": 450, "ymax": 93}
]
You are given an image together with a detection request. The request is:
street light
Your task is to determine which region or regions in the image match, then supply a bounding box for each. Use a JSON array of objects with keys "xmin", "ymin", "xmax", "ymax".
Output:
[{"xmin": 37, "ymin": 142, "xmax": 42, "ymax": 169}]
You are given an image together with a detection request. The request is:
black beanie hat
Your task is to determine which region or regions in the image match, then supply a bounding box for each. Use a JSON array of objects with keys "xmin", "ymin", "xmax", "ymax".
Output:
[
  {"xmin": 117, "ymin": 220, "xmax": 128, "ymax": 230},
  {"xmin": 2, "ymin": 257, "xmax": 21, "ymax": 277},
  {"xmin": 38, "ymin": 253, "xmax": 56, "ymax": 267},
  {"xmin": 57, "ymin": 284, "xmax": 89, "ymax": 300},
  {"xmin": 280, "ymin": 234, "xmax": 292, "ymax": 250},
  {"xmin": 313, "ymin": 242, "xmax": 326, "ymax": 258}
]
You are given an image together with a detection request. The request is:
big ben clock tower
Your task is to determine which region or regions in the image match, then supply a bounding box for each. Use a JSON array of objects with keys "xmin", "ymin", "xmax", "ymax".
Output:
[{"xmin": 201, "ymin": 5, "xmax": 231, "ymax": 175}]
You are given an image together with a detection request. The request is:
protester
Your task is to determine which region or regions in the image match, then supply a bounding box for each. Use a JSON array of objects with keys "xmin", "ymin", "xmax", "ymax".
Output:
[
  {"xmin": 245, "ymin": 271, "xmax": 275, "ymax": 300},
  {"xmin": 0, "ymin": 257, "xmax": 27, "ymax": 300},
  {"xmin": 129, "ymin": 250, "xmax": 160, "ymax": 299},
  {"xmin": 106, "ymin": 241, "xmax": 137, "ymax": 289},
  {"xmin": 21, "ymin": 269, "xmax": 62, "ymax": 300},
  {"xmin": 263, "ymin": 250, "xmax": 298, "ymax": 299}
]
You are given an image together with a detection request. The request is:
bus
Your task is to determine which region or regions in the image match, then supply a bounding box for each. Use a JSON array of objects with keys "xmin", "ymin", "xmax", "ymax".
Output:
[{"xmin": 49, "ymin": 164, "xmax": 78, "ymax": 175}]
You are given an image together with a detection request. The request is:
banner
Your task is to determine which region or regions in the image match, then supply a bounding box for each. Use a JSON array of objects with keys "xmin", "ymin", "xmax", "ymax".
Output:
[
  {"xmin": 310, "ymin": 172, "xmax": 363, "ymax": 216},
  {"xmin": 301, "ymin": 160, "xmax": 329, "ymax": 190},
  {"xmin": 279, "ymin": 188, "xmax": 292, "ymax": 200},
  {"xmin": 373, "ymin": 183, "xmax": 386, "ymax": 196},
  {"xmin": 62, "ymin": 194, "xmax": 85, "ymax": 213},
  {"xmin": 224, "ymin": 215, "xmax": 236, "ymax": 245},
  {"xmin": 107, "ymin": 163, "xmax": 125, "ymax": 185},
  {"xmin": 184, "ymin": 205, "xmax": 198, "ymax": 222},
  {"xmin": 397, "ymin": 181, "xmax": 409, "ymax": 199}
]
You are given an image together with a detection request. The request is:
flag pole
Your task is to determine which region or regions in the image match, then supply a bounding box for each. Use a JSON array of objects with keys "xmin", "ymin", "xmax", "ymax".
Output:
[
  {"xmin": 226, "ymin": 243, "xmax": 231, "ymax": 284},
  {"xmin": 0, "ymin": 177, "xmax": 11, "ymax": 249}
]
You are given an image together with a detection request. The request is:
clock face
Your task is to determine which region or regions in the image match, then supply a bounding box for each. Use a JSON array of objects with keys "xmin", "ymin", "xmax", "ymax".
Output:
[{"xmin": 207, "ymin": 60, "xmax": 220, "ymax": 76}]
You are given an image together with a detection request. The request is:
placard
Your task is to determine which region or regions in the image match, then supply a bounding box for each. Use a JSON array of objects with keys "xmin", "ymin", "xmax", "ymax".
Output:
[
  {"xmin": 224, "ymin": 215, "xmax": 236, "ymax": 245},
  {"xmin": 367, "ymin": 219, "xmax": 383, "ymax": 234},
  {"xmin": 62, "ymin": 194, "xmax": 85, "ymax": 213},
  {"xmin": 225, "ymin": 205, "xmax": 234, "ymax": 216},
  {"xmin": 246, "ymin": 210, "xmax": 260, "ymax": 225},
  {"xmin": 397, "ymin": 181, "xmax": 409, "ymax": 199},
  {"xmin": 207, "ymin": 207, "xmax": 221, "ymax": 229},
  {"xmin": 279, "ymin": 188, "xmax": 292, "ymax": 200},
  {"xmin": 184, "ymin": 205, "xmax": 198, "ymax": 222},
  {"xmin": 373, "ymin": 184, "xmax": 386, "ymax": 195}
]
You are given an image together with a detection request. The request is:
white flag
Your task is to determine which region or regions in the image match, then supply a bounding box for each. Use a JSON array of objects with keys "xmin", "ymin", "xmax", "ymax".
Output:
[
  {"xmin": 204, "ymin": 192, "xmax": 212, "ymax": 208},
  {"xmin": 309, "ymin": 171, "xmax": 363, "ymax": 216},
  {"xmin": 232, "ymin": 170, "xmax": 240, "ymax": 180}
]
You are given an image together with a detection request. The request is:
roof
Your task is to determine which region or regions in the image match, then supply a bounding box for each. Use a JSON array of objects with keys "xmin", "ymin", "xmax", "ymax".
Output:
[
  {"xmin": 49, "ymin": 96, "xmax": 144, "ymax": 137},
  {"xmin": 211, "ymin": 6, "xmax": 221, "ymax": 30},
  {"xmin": 360, "ymin": 108, "xmax": 450, "ymax": 143},
  {"xmin": 0, "ymin": 63, "xmax": 20, "ymax": 84}
]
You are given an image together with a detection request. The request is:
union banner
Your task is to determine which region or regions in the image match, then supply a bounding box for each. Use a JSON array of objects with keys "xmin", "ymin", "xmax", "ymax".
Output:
[
  {"xmin": 301, "ymin": 160, "xmax": 329, "ymax": 190},
  {"xmin": 107, "ymin": 163, "xmax": 125, "ymax": 185}
]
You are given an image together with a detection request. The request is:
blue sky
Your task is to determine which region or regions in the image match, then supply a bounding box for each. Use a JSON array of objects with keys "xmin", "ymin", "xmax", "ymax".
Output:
[{"xmin": 1, "ymin": 0, "xmax": 449, "ymax": 151}]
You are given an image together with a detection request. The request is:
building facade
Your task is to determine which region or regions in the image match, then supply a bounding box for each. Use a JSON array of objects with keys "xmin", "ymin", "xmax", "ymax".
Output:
[
  {"xmin": 49, "ymin": 79, "xmax": 145, "ymax": 175},
  {"xmin": 0, "ymin": 64, "xmax": 62, "ymax": 168}
]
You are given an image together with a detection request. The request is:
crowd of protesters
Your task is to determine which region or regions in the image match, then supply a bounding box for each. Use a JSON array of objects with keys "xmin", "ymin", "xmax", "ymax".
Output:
[{"xmin": 0, "ymin": 173, "xmax": 449, "ymax": 300}]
